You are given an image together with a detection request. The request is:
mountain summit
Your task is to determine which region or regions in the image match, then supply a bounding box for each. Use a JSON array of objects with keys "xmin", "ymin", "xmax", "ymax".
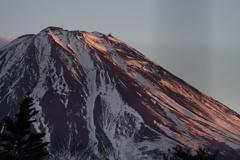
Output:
[{"xmin": 0, "ymin": 27, "xmax": 240, "ymax": 159}]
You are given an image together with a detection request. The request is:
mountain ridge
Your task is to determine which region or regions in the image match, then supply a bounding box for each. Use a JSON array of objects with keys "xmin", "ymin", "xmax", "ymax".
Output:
[{"xmin": 0, "ymin": 26, "xmax": 240, "ymax": 159}]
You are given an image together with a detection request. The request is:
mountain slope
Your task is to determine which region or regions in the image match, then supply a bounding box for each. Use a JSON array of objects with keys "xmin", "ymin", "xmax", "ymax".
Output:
[{"xmin": 0, "ymin": 27, "xmax": 240, "ymax": 159}]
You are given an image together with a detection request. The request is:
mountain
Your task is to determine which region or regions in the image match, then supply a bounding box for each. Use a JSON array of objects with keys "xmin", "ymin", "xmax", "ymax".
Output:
[{"xmin": 0, "ymin": 26, "xmax": 240, "ymax": 159}]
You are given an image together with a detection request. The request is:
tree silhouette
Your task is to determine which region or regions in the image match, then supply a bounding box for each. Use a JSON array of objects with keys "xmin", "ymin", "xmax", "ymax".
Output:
[
  {"xmin": 164, "ymin": 145, "xmax": 218, "ymax": 160},
  {"xmin": 0, "ymin": 96, "xmax": 49, "ymax": 160}
]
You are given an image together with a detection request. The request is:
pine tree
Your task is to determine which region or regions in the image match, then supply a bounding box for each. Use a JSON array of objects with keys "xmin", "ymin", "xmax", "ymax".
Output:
[{"xmin": 0, "ymin": 96, "xmax": 49, "ymax": 160}]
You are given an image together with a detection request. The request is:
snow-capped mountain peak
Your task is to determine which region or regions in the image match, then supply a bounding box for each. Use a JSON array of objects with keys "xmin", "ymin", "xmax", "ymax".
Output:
[{"xmin": 0, "ymin": 26, "xmax": 240, "ymax": 159}]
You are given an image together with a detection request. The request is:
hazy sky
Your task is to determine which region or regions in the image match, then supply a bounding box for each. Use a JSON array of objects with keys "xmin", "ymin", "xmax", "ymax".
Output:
[{"xmin": 1, "ymin": 0, "xmax": 240, "ymax": 114}]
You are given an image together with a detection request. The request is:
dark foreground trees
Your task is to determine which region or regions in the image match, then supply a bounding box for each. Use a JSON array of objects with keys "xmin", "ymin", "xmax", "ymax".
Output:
[
  {"xmin": 163, "ymin": 145, "xmax": 219, "ymax": 160},
  {"xmin": 0, "ymin": 96, "xmax": 49, "ymax": 160}
]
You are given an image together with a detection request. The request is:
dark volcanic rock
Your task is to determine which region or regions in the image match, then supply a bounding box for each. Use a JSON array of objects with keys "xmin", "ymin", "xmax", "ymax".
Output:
[{"xmin": 0, "ymin": 27, "xmax": 240, "ymax": 159}]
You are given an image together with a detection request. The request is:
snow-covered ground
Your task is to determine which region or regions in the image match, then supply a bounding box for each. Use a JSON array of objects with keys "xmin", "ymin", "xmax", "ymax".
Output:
[{"xmin": 1, "ymin": 27, "xmax": 240, "ymax": 159}]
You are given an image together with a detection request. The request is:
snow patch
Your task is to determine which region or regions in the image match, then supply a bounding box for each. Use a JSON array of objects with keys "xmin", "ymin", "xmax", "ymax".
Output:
[{"xmin": 32, "ymin": 101, "xmax": 51, "ymax": 143}]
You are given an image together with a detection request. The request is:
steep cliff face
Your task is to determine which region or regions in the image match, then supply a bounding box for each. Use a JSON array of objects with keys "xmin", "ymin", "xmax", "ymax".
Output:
[{"xmin": 0, "ymin": 27, "xmax": 240, "ymax": 159}]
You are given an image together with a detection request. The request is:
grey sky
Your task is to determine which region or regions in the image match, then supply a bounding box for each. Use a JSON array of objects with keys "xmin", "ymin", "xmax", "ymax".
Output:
[
  {"xmin": 0, "ymin": 35, "xmax": 11, "ymax": 48},
  {"xmin": 154, "ymin": 0, "xmax": 240, "ymax": 113},
  {"xmin": 0, "ymin": 0, "xmax": 240, "ymax": 113}
]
